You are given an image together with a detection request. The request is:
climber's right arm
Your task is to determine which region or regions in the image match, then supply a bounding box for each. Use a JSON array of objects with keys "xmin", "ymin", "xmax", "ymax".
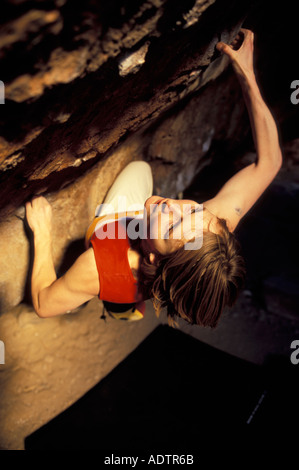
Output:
[
  {"xmin": 33, "ymin": 247, "xmax": 99, "ymax": 318},
  {"xmin": 26, "ymin": 197, "xmax": 100, "ymax": 318}
]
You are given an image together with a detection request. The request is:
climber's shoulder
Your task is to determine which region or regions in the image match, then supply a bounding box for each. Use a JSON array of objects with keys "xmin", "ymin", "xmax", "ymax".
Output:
[{"xmin": 203, "ymin": 196, "xmax": 241, "ymax": 234}]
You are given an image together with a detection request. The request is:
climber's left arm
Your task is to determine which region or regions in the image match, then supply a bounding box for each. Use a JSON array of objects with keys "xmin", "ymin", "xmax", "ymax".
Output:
[{"xmin": 26, "ymin": 197, "xmax": 99, "ymax": 317}]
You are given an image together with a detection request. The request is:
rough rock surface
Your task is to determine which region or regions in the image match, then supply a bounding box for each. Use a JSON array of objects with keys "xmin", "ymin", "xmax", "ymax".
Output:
[
  {"xmin": 0, "ymin": 0, "xmax": 251, "ymax": 217},
  {"xmin": 1, "ymin": 0, "xmax": 299, "ymax": 451},
  {"xmin": 0, "ymin": 299, "xmax": 160, "ymax": 450},
  {"xmin": 0, "ymin": 147, "xmax": 137, "ymax": 313}
]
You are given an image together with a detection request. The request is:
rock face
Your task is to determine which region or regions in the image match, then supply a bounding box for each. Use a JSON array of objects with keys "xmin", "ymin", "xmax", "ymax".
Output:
[
  {"xmin": 0, "ymin": 0, "xmax": 251, "ymax": 218},
  {"xmin": 0, "ymin": 0, "xmax": 253, "ymax": 450},
  {"xmin": 0, "ymin": 0, "xmax": 299, "ymax": 451},
  {"xmin": 0, "ymin": 0, "xmax": 254, "ymax": 316}
]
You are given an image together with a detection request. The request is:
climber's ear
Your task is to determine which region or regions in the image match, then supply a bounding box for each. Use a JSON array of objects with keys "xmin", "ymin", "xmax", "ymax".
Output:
[{"xmin": 149, "ymin": 253, "xmax": 156, "ymax": 265}]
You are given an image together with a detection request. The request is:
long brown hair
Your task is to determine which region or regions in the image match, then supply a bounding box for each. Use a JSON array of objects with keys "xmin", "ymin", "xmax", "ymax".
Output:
[{"xmin": 138, "ymin": 217, "xmax": 246, "ymax": 328}]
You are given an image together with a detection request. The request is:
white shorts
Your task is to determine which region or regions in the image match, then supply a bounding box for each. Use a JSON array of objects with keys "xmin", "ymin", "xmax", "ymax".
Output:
[{"xmin": 95, "ymin": 161, "xmax": 153, "ymax": 217}]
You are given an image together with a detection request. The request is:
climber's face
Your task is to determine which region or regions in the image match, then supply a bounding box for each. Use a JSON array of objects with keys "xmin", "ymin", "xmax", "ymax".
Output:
[{"xmin": 143, "ymin": 196, "xmax": 205, "ymax": 255}]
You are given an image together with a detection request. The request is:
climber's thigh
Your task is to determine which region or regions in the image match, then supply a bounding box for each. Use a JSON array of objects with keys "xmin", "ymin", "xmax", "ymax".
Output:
[{"xmin": 96, "ymin": 161, "xmax": 153, "ymax": 216}]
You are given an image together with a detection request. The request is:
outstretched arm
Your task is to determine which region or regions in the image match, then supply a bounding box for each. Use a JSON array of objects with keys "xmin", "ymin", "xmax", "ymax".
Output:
[
  {"xmin": 204, "ymin": 29, "xmax": 283, "ymax": 232},
  {"xmin": 26, "ymin": 197, "xmax": 99, "ymax": 318}
]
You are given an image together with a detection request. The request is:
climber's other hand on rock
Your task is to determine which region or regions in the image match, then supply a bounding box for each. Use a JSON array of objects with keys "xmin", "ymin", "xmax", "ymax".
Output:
[
  {"xmin": 216, "ymin": 28, "xmax": 255, "ymax": 82},
  {"xmin": 25, "ymin": 196, "xmax": 52, "ymax": 237}
]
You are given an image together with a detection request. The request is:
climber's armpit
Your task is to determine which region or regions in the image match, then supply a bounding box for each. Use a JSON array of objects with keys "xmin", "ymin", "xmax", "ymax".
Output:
[{"xmin": 203, "ymin": 160, "xmax": 282, "ymax": 232}]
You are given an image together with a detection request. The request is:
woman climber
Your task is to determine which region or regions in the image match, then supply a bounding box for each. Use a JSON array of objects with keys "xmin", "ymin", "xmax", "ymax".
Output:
[{"xmin": 25, "ymin": 29, "xmax": 283, "ymax": 327}]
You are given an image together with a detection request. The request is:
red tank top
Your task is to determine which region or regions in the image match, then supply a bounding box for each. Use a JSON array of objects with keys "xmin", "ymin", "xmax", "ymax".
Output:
[{"xmin": 90, "ymin": 218, "xmax": 139, "ymax": 304}]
